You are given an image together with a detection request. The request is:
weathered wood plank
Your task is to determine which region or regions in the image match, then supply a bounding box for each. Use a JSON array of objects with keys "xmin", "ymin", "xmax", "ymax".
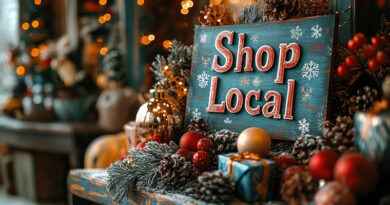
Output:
[{"xmin": 186, "ymin": 15, "xmax": 338, "ymax": 140}]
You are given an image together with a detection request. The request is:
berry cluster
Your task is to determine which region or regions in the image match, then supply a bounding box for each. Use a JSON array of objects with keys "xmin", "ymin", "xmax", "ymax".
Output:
[{"xmin": 338, "ymin": 33, "xmax": 389, "ymax": 77}]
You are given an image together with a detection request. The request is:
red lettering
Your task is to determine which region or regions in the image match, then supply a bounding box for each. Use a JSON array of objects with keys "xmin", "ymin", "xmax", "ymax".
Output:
[
  {"xmin": 245, "ymin": 90, "xmax": 261, "ymax": 115},
  {"xmin": 234, "ymin": 33, "xmax": 253, "ymax": 72},
  {"xmin": 262, "ymin": 91, "xmax": 282, "ymax": 119},
  {"xmin": 212, "ymin": 31, "xmax": 234, "ymax": 73},
  {"xmin": 226, "ymin": 88, "xmax": 243, "ymax": 113},
  {"xmin": 274, "ymin": 43, "xmax": 300, "ymax": 84},
  {"xmin": 206, "ymin": 76, "xmax": 226, "ymax": 113},
  {"xmin": 255, "ymin": 45, "xmax": 274, "ymax": 72},
  {"xmin": 283, "ymin": 79, "xmax": 295, "ymax": 120}
]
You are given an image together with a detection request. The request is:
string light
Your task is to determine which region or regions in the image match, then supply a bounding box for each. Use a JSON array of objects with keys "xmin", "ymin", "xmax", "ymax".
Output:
[
  {"xmin": 22, "ymin": 22, "xmax": 29, "ymax": 30},
  {"xmin": 30, "ymin": 48, "xmax": 40, "ymax": 57},
  {"xmin": 98, "ymin": 16, "xmax": 106, "ymax": 24},
  {"xmin": 148, "ymin": 34, "xmax": 155, "ymax": 41},
  {"xmin": 34, "ymin": 0, "xmax": 42, "ymax": 5},
  {"xmin": 97, "ymin": 37, "xmax": 103, "ymax": 43},
  {"xmin": 99, "ymin": 0, "xmax": 107, "ymax": 6},
  {"xmin": 180, "ymin": 0, "xmax": 193, "ymax": 15},
  {"xmin": 181, "ymin": 8, "xmax": 189, "ymax": 15},
  {"xmin": 140, "ymin": 35, "xmax": 151, "ymax": 45},
  {"xmin": 104, "ymin": 13, "xmax": 111, "ymax": 21},
  {"xmin": 100, "ymin": 47, "xmax": 108, "ymax": 55},
  {"xmin": 137, "ymin": 0, "xmax": 144, "ymax": 6},
  {"xmin": 16, "ymin": 66, "xmax": 26, "ymax": 75},
  {"xmin": 163, "ymin": 40, "xmax": 172, "ymax": 49},
  {"xmin": 32, "ymin": 20, "xmax": 39, "ymax": 28}
]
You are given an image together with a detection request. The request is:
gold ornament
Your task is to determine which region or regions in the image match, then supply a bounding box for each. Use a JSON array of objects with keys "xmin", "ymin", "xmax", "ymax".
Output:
[
  {"xmin": 237, "ymin": 127, "xmax": 271, "ymax": 157},
  {"xmin": 2, "ymin": 96, "xmax": 23, "ymax": 117},
  {"xmin": 135, "ymin": 89, "xmax": 183, "ymax": 143}
]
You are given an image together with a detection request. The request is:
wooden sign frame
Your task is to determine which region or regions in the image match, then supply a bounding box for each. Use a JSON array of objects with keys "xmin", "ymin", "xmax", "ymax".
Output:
[{"xmin": 186, "ymin": 15, "xmax": 339, "ymax": 140}]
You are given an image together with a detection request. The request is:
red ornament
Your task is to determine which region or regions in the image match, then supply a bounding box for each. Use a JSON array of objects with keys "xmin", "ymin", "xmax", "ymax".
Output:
[
  {"xmin": 337, "ymin": 63, "xmax": 350, "ymax": 77},
  {"xmin": 197, "ymin": 138, "xmax": 213, "ymax": 153},
  {"xmin": 334, "ymin": 153, "xmax": 378, "ymax": 196},
  {"xmin": 179, "ymin": 131, "xmax": 204, "ymax": 151},
  {"xmin": 282, "ymin": 165, "xmax": 306, "ymax": 182},
  {"xmin": 371, "ymin": 36, "xmax": 381, "ymax": 49},
  {"xmin": 345, "ymin": 55, "xmax": 359, "ymax": 67},
  {"xmin": 376, "ymin": 51, "xmax": 388, "ymax": 64},
  {"xmin": 368, "ymin": 58, "xmax": 381, "ymax": 72},
  {"xmin": 363, "ymin": 45, "xmax": 376, "ymax": 58},
  {"xmin": 274, "ymin": 152, "xmax": 298, "ymax": 172},
  {"xmin": 353, "ymin": 33, "xmax": 367, "ymax": 48},
  {"xmin": 136, "ymin": 141, "xmax": 147, "ymax": 149},
  {"xmin": 192, "ymin": 150, "xmax": 210, "ymax": 171},
  {"xmin": 176, "ymin": 148, "xmax": 194, "ymax": 162},
  {"xmin": 315, "ymin": 181, "xmax": 356, "ymax": 205},
  {"xmin": 309, "ymin": 149, "xmax": 339, "ymax": 180},
  {"xmin": 348, "ymin": 39, "xmax": 358, "ymax": 51}
]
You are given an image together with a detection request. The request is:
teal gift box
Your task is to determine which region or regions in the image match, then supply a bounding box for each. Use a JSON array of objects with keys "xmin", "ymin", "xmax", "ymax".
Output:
[
  {"xmin": 354, "ymin": 109, "xmax": 390, "ymax": 172},
  {"xmin": 218, "ymin": 153, "xmax": 276, "ymax": 203}
]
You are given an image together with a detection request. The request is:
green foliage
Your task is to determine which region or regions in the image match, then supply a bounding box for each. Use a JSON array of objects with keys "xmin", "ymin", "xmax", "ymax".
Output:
[{"xmin": 241, "ymin": 4, "xmax": 264, "ymax": 24}]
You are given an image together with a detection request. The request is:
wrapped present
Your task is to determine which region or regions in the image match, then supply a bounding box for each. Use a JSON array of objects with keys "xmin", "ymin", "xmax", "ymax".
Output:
[
  {"xmin": 354, "ymin": 101, "xmax": 390, "ymax": 172},
  {"xmin": 218, "ymin": 152, "xmax": 276, "ymax": 203}
]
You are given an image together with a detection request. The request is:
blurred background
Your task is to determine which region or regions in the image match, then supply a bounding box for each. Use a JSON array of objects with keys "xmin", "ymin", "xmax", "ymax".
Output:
[{"xmin": 0, "ymin": 0, "xmax": 388, "ymax": 204}]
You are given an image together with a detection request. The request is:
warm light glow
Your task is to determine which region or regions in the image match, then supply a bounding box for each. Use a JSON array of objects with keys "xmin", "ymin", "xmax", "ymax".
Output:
[
  {"xmin": 99, "ymin": 0, "xmax": 107, "ymax": 6},
  {"xmin": 181, "ymin": 8, "xmax": 189, "ymax": 15},
  {"xmin": 30, "ymin": 48, "xmax": 40, "ymax": 57},
  {"xmin": 34, "ymin": 0, "xmax": 42, "ymax": 5},
  {"xmin": 104, "ymin": 13, "xmax": 111, "ymax": 21},
  {"xmin": 98, "ymin": 16, "xmax": 106, "ymax": 24},
  {"xmin": 32, "ymin": 20, "xmax": 39, "ymax": 28},
  {"xmin": 186, "ymin": 1, "xmax": 193, "ymax": 8},
  {"xmin": 137, "ymin": 0, "xmax": 144, "ymax": 6},
  {"xmin": 140, "ymin": 35, "xmax": 151, "ymax": 45},
  {"xmin": 16, "ymin": 66, "xmax": 26, "ymax": 75},
  {"xmin": 163, "ymin": 40, "xmax": 172, "ymax": 49},
  {"xmin": 229, "ymin": 0, "xmax": 240, "ymax": 4},
  {"xmin": 38, "ymin": 44, "xmax": 46, "ymax": 51},
  {"xmin": 22, "ymin": 22, "xmax": 29, "ymax": 30},
  {"xmin": 148, "ymin": 34, "xmax": 155, "ymax": 41},
  {"xmin": 100, "ymin": 47, "xmax": 108, "ymax": 55}
]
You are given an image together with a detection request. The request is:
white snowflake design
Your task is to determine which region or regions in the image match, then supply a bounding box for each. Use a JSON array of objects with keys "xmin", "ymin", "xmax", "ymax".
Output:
[
  {"xmin": 311, "ymin": 25, "xmax": 323, "ymax": 39},
  {"xmin": 201, "ymin": 56, "xmax": 211, "ymax": 68},
  {"xmin": 250, "ymin": 35, "xmax": 260, "ymax": 42},
  {"xmin": 301, "ymin": 86, "xmax": 312, "ymax": 103},
  {"xmin": 252, "ymin": 76, "xmax": 262, "ymax": 87},
  {"xmin": 302, "ymin": 61, "xmax": 320, "ymax": 80},
  {"xmin": 197, "ymin": 71, "xmax": 210, "ymax": 88},
  {"xmin": 192, "ymin": 108, "xmax": 201, "ymax": 121},
  {"xmin": 224, "ymin": 117, "xmax": 232, "ymax": 124},
  {"xmin": 327, "ymin": 46, "xmax": 332, "ymax": 56},
  {"xmin": 200, "ymin": 33, "xmax": 208, "ymax": 44},
  {"xmin": 290, "ymin": 26, "xmax": 303, "ymax": 40},
  {"xmin": 298, "ymin": 118, "xmax": 310, "ymax": 135}
]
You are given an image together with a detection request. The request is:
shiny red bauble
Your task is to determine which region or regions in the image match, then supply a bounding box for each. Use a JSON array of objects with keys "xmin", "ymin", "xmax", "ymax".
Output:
[
  {"xmin": 315, "ymin": 181, "xmax": 356, "ymax": 205},
  {"xmin": 345, "ymin": 55, "xmax": 359, "ymax": 67},
  {"xmin": 348, "ymin": 39, "xmax": 358, "ymax": 51},
  {"xmin": 353, "ymin": 33, "xmax": 367, "ymax": 47},
  {"xmin": 176, "ymin": 148, "xmax": 194, "ymax": 162},
  {"xmin": 179, "ymin": 131, "xmax": 204, "ymax": 151},
  {"xmin": 337, "ymin": 63, "xmax": 349, "ymax": 77},
  {"xmin": 371, "ymin": 36, "xmax": 381, "ymax": 49},
  {"xmin": 274, "ymin": 152, "xmax": 298, "ymax": 172},
  {"xmin": 368, "ymin": 58, "xmax": 381, "ymax": 72},
  {"xmin": 309, "ymin": 149, "xmax": 339, "ymax": 180},
  {"xmin": 334, "ymin": 153, "xmax": 378, "ymax": 196},
  {"xmin": 193, "ymin": 150, "xmax": 210, "ymax": 171},
  {"xmin": 197, "ymin": 138, "xmax": 213, "ymax": 153},
  {"xmin": 376, "ymin": 51, "xmax": 388, "ymax": 64}
]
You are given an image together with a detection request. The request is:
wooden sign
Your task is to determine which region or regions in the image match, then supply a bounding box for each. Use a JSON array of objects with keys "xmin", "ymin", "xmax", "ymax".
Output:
[{"xmin": 186, "ymin": 15, "xmax": 338, "ymax": 140}]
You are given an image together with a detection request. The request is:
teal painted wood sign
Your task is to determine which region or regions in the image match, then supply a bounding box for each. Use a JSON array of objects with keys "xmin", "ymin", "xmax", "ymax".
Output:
[{"xmin": 186, "ymin": 15, "xmax": 338, "ymax": 140}]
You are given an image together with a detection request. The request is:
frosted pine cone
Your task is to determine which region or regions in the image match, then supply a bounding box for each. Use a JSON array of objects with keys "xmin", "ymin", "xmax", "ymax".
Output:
[
  {"xmin": 348, "ymin": 86, "xmax": 379, "ymax": 115},
  {"xmin": 199, "ymin": 4, "xmax": 234, "ymax": 27},
  {"xmin": 263, "ymin": 0, "xmax": 299, "ymax": 21},
  {"xmin": 281, "ymin": 170, "xmax": 318, "ymax": 205},
  {"xmin": 207, "ymin": 129, "xmax": 239, "ymax": 154},
  {"xmin": 187, "ymin": 118, "xmax": 210, "ymax": 137},
  {"xmin": 323, "ymin": 116, "xmax": 356, "ymax": 154},
  {"xmin": 159, "ymin": 154, "xmax": 195, "ymax": 186},
  {"xmin": 194, "ymin": 170, "xmax": 235, "ymax": 204},
  {"xmin": 291, "ymin": 135, "xmax": 330, "ymax": 164}
]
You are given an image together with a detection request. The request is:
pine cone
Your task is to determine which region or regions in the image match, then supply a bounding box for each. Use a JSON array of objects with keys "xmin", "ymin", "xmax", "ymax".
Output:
[
  {"xmin": 188, "ymin": 118, "xmax": 210, "ymax": 137},
  {"xmin": 281, "ymin": 169, "xmax": 318, "ymax": 205},
  {"xmin": 199, "ymin": 4, "xmax": 234, "ymax": 26},
  {"xmin": 302, "ymin": 0, "xmax": 332, "ymax": 17},
  {"xmin": 159, "ymin": 154, "xmax": 195, "ymax": 186},
  {"xmin": 263, "ymin": 0, "xmax": 299, "ymax": 21},
  {"xmin": 348, "ymin": 86, "xmax": 379, "ymax": 115},
  {"xmin": 194, "ymin": 170, "xmax": 234, "ymax": 204},
  {"xmin": 207, "ymin": 129, "xmax": 239, "ymax": 154},
  {"xmin": 323, "ymin": 116, "xmax": 356, "ymax": 154},
  {"xmin": 291, "ymin": 135, "xmax": 330, "ymax": 164}
]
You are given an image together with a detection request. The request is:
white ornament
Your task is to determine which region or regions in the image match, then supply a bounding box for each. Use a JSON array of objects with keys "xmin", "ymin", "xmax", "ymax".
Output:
[
  {"xmin": 252, "ymin": 76, "xmax": 262, "ymax": 87},
  {"xmin": 298, "ymin": 118, "xmax": 310, "ymax": 135},
  {"xmin": 224, "ymin": 117, "xmax": 232, "ymax": 124},
  {"xmin": 311, "ymin": 25, "xmax": 323, "ymax": 39},
  {"xmin": 291, "ymin": 26, "xmax": 303, "ymax": 40},
  {"xmin": 200, "ymin": 33, "xmax": 208, "ymax": 44},
  {"xmin": 302, "ymin": 61, "xmax": 320, "ymax": 80},
  {"xmin": 192, "ymin": 108, "xmax": 201, "ymax": 121},
  {"xmin": 197, "ymin": 71, "xmax": 210, "ymax": 88}
]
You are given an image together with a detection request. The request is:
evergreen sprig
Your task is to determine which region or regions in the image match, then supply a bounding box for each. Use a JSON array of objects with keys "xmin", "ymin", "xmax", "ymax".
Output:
[
  {"xmin": 107, "ymin": 141, "xmax": 179, "ymax": 203},
  {"xmin": 241, "ymin": 4, "xmax": 264, "ymax": 24}
]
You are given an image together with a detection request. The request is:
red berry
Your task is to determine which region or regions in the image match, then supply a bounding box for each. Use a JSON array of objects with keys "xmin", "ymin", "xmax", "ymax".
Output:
[
  {"xmin": 274, "ymin": 152, "xmax": 298, "ymax": 172},
  {"xmin": 379, "ymin": 36, "xmax": 389, "ymax": 48},
  {"xmin": 176, "ymin": 148, "xmax": 195, "ymax": 161},
  {"xmin": 376, "ymin": 51, "xmax": 388, "ymax": 64},
  {"xmin": 363, "ymin": 45, "xmax": 376, "ymax": 58},
  {"xmin": 345, "ymin": 55, "xmax": 359, "ymax": 67},
  {"xmin": 179, "ymin": 131, "xmax": 204, "ymax": 151},
  {"xmin": 192, "ymin": 150, "xmax": 210, "ymax": 171},
  {"xmin": 368, "ymin": 58, "xmax": 381, "ymax": 72},
  {"xmin": 309, "ymin": 149, "xmax": 339, "ymax": 180},
  {"xmin": 371, "ymin": 36, "xmax": 381, "ymax": 49},
  {"xmin": 353, "ymin": 33, "xmax": 367, "ymax": 47},
  {"xmin": 348, "ymin": 39, "xmax": 358, "ymax": 51},
  {"xmin": 197, "ymin": 138, "xmax": 213, "ymax": 153},
  {"xmin": 337, "ymin": 63, "xmax": 349, "ymax": 77},
  {"xmin": 282, "ymin": 166, "xmax": 306, "ymax": 182},
  {"xmin": 136, "ymin": 141, "xmax": 147, "ymax": 149}
]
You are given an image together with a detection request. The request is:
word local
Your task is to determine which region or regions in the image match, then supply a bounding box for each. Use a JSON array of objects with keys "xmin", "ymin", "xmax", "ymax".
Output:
[{"xmin": 206, "ymin": 30, "xmax": 301, "ymax": 120}]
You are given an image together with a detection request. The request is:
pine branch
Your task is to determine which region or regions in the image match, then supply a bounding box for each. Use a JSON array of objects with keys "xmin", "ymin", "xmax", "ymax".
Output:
[
  {"xmin": 241, "ymin": 4, "xmax": 263, "ymax": 24},
  {"xmin": 151, "ymin": 55, "xmax": 168, "ymax": 81}
]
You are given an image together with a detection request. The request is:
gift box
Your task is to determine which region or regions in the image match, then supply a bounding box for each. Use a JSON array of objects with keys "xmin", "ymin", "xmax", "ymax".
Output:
[
  {"xmin": 218, "ymin": 153, "xmax": 276, "ymax": 203},
  {"xmin": 354, "ymin": 109, "xmax": 390, "ymax": 172}
]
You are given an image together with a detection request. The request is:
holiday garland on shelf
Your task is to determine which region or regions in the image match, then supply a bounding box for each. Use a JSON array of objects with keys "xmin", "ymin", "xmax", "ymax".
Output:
[{"xmin": 108, "ymin": 1, "xmax": 390, "ymax": 204}]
